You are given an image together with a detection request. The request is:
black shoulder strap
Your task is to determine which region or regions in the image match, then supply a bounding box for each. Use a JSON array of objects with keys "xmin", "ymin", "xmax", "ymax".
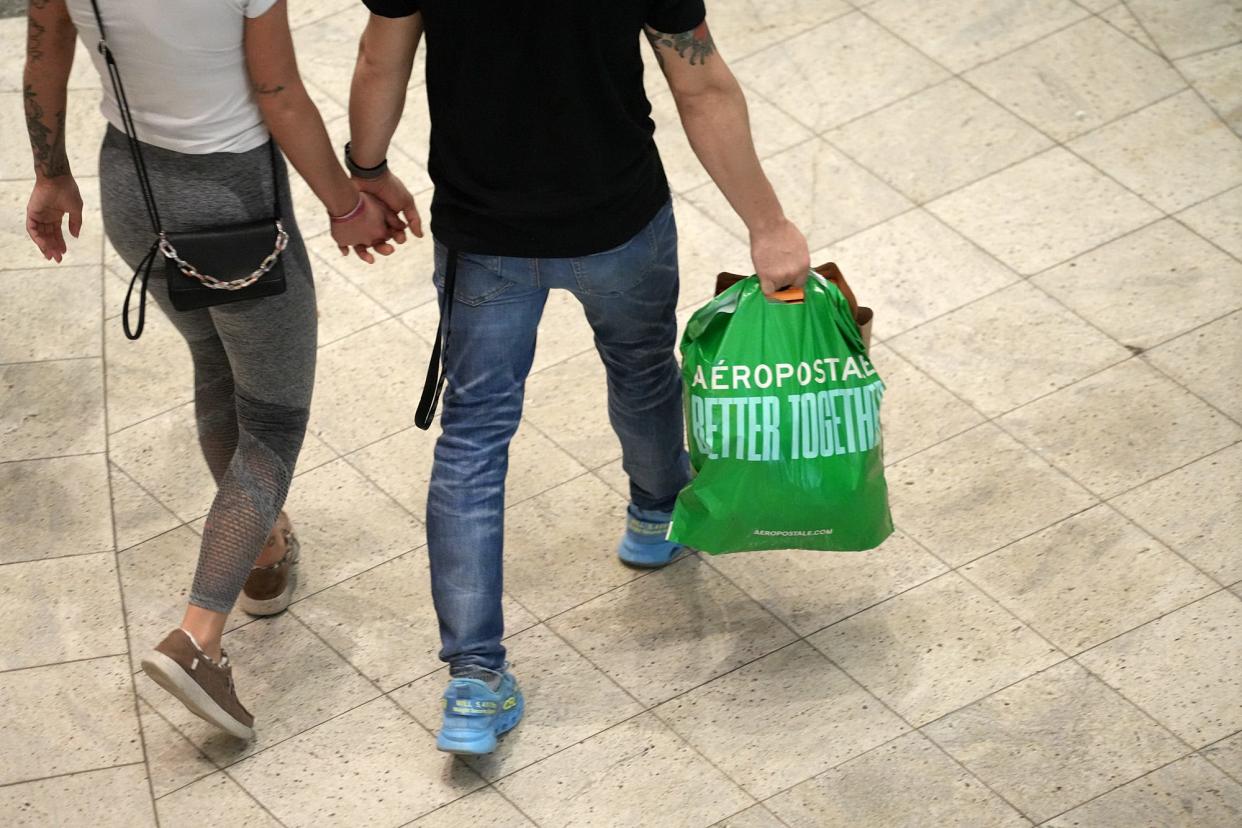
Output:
[{"xmin": 415, "ymin": 249, "xmax": 457, "ymax": 429}]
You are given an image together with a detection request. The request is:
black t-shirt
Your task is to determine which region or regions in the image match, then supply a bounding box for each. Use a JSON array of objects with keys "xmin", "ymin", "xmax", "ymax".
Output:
[{"xmin": 362, "ymin": 0, "xmax": 706, "ymax": 257}]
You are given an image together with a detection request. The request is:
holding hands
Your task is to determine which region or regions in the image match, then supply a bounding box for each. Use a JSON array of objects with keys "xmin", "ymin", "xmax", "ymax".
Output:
[{"xmin": 328, "ymin": 168, "xmax": 422, "ymax": 265}]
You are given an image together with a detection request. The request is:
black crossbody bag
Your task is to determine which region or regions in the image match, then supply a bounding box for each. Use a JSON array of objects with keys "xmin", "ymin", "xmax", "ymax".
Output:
[{"xmin": 89, "ymin": 0, "xmax": 287, "ymax": 341}]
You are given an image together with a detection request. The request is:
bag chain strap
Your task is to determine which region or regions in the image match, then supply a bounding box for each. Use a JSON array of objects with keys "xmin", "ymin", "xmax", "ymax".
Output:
[{"xmin": 87, "ymin": 0, "xmax": 284, "ymax": 296}]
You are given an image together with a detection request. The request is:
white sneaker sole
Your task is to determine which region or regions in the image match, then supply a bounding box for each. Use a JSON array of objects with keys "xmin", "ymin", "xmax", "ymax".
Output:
[{"xmin": 140, "ymin": 651, "xmax": 254, "ymax": 740}]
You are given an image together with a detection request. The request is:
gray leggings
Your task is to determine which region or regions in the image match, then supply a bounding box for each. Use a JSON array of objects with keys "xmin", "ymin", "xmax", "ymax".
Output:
[{"xmin": 100, "ymin": 125, "xmax": 317, "ymax": 615}]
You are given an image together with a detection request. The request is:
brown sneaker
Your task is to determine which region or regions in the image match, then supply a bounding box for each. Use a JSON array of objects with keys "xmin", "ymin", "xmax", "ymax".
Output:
[
  {"xmin": 141, "ymin": 629, "xmax": 254, "ymax": 740},
  {"xmin": 237, "ymin": 527, "xmax": 300, "ymax": 617}
]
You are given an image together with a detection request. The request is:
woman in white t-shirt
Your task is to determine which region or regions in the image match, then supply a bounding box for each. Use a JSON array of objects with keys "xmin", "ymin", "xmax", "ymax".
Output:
[{"xmin": 23, "ymin": 0, "xmax": 408, "ymax": 740}]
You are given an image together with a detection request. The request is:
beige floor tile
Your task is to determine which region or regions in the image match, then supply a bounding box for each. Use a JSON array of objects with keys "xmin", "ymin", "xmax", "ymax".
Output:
[
  {"xmin": 549, "ymin": 556, "xmax": 796, "ymax": 707},
  {"xmin": 0, "ymin": 656, "xmax": 143, "ymax": 785},
  {"xmin": 230, "ymin": 696, "xmax": 482, "ymax": 827},
  {"xmin": 1178, "ymin": 43, "xmax": 1242, "ymax": 133},
  {"xmin": 279, "ymin": 458, "xmax": 425, "ymax": 601},
  {"xmin": 686, "ymin": 138, "xmax": 912, "ymax": 252},
  {"xmin": 656, "ymin": 640, "xmax": 908, "ymax": 798},
  {"xmin": 104, "ymin": 308, "xmax": 194, "ymax": 433},
  {"xmin": 867, "ymin": 0, "xmax": 1089, "ymax": 73},
  {"xmin": 964, "ymin": 504, "xmax": 1217, "ymax": 653},
  {"xmin": 109, "ymin": 462, "xmax": 180, "ymax": 553},
  {"xmin": 0, "ymin": 552, "xmax": 127, "ymax": 671},
  {"xmin": 866, "ymin": 344, "xmax": 985, "ymax": 462},
  {"xmin": 138, "ymin": 699, "xmax": 216, "ymax": 798},
  {"xmin": 139, "ymin": 613, "xmax": 380, "ymax": 765},
  {"xmin": 392, "ymin": 625, "xmax": 645, "ymax": 781},
  {"xmin": 0, "ymin": 358, "xmax": 105, "ymax": 462},
  {"xmin": 0, "ymin": 23, "xmax": 100, "ymax": 93},
  {"xmin": 999, "ymin": 359, "xmax": 1242, "ymax": 498},
  {"xmin": 307, "ymin": 225, "xmax": 438, "ymax": 317},
  {"xmin": 927, "ymin": 148, "xmax": 1161, "ymax": 275},
  {"xmin": 890, "ymin": 281, "xmax": 1129, "ymax": 416},
  {"xmin": 736, "ymin": 13, "xmax": 948, "ymax": 133},
  {"xmin": 1202, "ymin": 730, "xmax": 1242, "ymax": 779},
  {"xmin": 886, "ymin": 424, "xmax": 1096, "ymax": 566},
  {"xmin": 0, "ymin": 87, "xmax": 107, "ymax": 182},
  {"xmin": 0, "ymin": 454, "xmax": 113, "ymax": 564},
  {"xmin": 294, "ymin": 550, "xmax": 538, "ymax": 692},
  {"xmin": 649, "ymin": 87, "xmax": 815, "ymax": 196},
  {"xmin": 965, "ymin": 19, "xmax": 1184, "ymax": 142},
  {"xmin": 1099, "ymin": 2, "xmax": 1160, "ymax": 51},
  {"xmin": 503, "ymin": 474, "xmax": 640, "ymax": 620},
  {"xmin": 813, "ymin": 210, "xmax": 1020, "ymax": 339},
  {"xmin": 1124, "ymin": 0, "xmax": 1242, "ymax": 59},
  {"xmin": 495, "ymin": 713, "xmax": 753, "ymax": 828},
  {"xmin": 1079, "ymin": 590, "xmax": 1242, "ymax": 747},
  {"xmin": 407, "ymin": 787, "xmax": 534, "ymax": 828},
  {"xmin": 0, "ymin": 177, "xmax": 104, "ymax": 271},
  {"xmin": 117, "ymin": 527, "xmax": 207, "ymax": 666},
  {"xmin": 925, "ymin": 660, "xmax": 1185, "ymax": 823},
  {"xmin": 522, "ymin": 350, "xmax": 620, "ymax": 470},
  {"xmin": 108, "ymin": 403, "xmax": 213, "ymax": 521},
  {"xmin": 304, "ymin": 254, "xmax": 391, "ymax": 346},
  {"xmin": 1046, "ymin": 754, "xmax": 1242, "ymax": 828},
  {"xmin": 1178, "ymin": 186, "xmax": 1242, "ymax": 260},
  {"xmin": 288, "ymin": 0, "xmax": 357, "ymax": 31},
  {"xmin": 1035, "ymin": 220, "xmax": 1242, "ymax": 350},
  {"xmin": 592, "ymin": 458, "xmax": 629, "ymax": 500},
  {"xmin": 0, "ymin": 265, "xmax": 101, "ymax": 362},
  {"xmin": 157, "ymin": 770, "xmax": 280, "ymax": 827},
  {"xmin": 1144, "ymin": 311, "xmax": 1242, "ymax": 424},
  {"xmin": 766, "ymin": 731, "xmax": 1028, "ymax": 828},
  {"xmin": 812, "ymin": 573, "xmax": 1060, "ymax": 725},
  {"xmin": 290, "ymin": 6, "xmax": 369, "ymax": 108},
  {"xmin": 713, "ymin": 805, "xmax": 784, "ymax": 828},
  {"xmin": 673, "ymin": 198, "xmax": 752, "ymax": 309},
  {"xmin": 828, "ymin": 79, "xmax": 1053, "ymax": 203},
  {"xmin": 707, "ymin": 0, "xmax": 853, "ymax": 59},
  {"xmin": 705, "ymin": 530, "xmax": 946, "ymax": 636},
  {"xmin": 0, "ymin": 765, "xmax": 156, "ymax": 828},
  {"xmin": 1112, "ymin": 443, "xmax": 1242, "ymax": 585},
  {"xmin": 311, "ymin": 318, "xmax": 431, "ymax": 454},
  {"xmin": 1070, "ymin": 90, "xmax": 1242, "ymax": 213},
  {"xmin": 349, "ymin": 419, "xmax": 587, "ymax": 517}
]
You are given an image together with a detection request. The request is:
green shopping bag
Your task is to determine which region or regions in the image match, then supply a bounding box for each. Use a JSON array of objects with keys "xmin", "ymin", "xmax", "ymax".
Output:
[{"xmin": 669, "ymin": 272, "xmax": 893, "ymax": 554}]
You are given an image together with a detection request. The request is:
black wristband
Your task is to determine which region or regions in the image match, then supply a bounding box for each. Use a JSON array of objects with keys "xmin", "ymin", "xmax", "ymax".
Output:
[{"xmin": 344, "ymin": 142, "xmax": 389, "ymax": 180}]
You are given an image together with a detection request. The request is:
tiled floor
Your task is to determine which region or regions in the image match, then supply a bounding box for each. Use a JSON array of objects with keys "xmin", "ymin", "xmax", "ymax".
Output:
[{"xmin": 2, "ymin": 1, "xmax": 1241, "ymax": 826}]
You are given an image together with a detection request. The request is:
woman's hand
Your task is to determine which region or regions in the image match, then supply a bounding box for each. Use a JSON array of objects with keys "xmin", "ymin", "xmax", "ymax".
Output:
[
  {"xmin": 26, "ymin": 176, "xmax": 83, "ymax": 263},
  {"xmin": 330, "ymin": 191, "xmax": 404, "ymax": 264},
  {"xmin": 354, "ymin": 170, "xmax": 422, "ymax": 239}
]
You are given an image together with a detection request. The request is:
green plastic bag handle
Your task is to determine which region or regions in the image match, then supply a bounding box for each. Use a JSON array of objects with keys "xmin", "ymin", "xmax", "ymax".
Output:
[{"xmin": 685, "ymin": 272, "xmax": 867, "ymax": 354}]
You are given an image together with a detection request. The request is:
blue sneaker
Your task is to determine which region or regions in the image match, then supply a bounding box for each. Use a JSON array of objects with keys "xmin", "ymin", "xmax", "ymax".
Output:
[
  {"xmin": 435, "ymin": 669, "xmax": 524, "ymax": 755},
  {"xmin": 616, "ymin": 505, "xmax": 685, "ymax": 568}
]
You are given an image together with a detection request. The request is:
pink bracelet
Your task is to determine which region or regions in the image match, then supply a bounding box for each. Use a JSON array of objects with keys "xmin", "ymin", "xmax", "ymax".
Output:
[{"xmin": 329, "ymin": 195, "xmax": 365, "ymax": 224}]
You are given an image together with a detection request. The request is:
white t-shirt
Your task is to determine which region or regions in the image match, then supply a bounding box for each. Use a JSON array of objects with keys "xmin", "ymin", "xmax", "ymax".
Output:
[{"xmin": 67, "ymin": 0, "xmax": 280, "ymax": 154}]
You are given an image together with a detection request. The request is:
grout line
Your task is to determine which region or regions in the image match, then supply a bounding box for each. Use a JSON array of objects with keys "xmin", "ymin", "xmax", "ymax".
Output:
[
  {"xmin": 0, "ymin": 545, "xmax": 117, "ymax": 569},
  {"xmin": 93, "ymin": 234, "xmax": 163, "ymax": 827},
  {"xmin": 0, "ymin": 450, "xmax": 107, "ymax": 467},
  {"xmin": 0, "ymin": 761, "xmax": 148, "ymax": 792},
  {"xmin": 0, "ymin": 650, "xmax": 129, "ymax": 677},
  {"xmin": 0, "ymin": 353, "xmax": 102, "ymax": 368}
]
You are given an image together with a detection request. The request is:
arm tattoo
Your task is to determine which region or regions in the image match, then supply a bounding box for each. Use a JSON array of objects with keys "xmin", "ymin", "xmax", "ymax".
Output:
[
  {"xmin": 24, "ymin": 84, "xmax": 71, "ymax": 178},
  {"xmin": 27, "ymin": 16, "xmax": 46, "ymax": 62},
  {"xmin": 645, "ymin": 21, "xmax": 716, "ymax": 67},
  {"xmin": 252, "ymin": 83, "xmax": 286, "ymax": 96}
]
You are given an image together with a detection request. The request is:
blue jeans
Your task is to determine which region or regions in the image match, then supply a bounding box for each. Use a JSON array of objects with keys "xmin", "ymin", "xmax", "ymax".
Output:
[{"xmin": 427, "ymin": 201, "xmax": 690, "ymax": 675}]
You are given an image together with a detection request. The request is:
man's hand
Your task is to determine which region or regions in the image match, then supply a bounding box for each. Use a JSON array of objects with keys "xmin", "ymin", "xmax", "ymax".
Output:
[
  {"xmin": 750, "ymin": 218, "xmax": 810, "ymax": 297},
  {"xmin": 354, "ymin": 170, "xmax": 423, "ymax": 240},
  {"xmin": 331, "ymin": 192, "xmax": 403, "ymax": 264},
  {"xmin": 26, "ymin": 175, "xmax": 83, "ymax": 263}
]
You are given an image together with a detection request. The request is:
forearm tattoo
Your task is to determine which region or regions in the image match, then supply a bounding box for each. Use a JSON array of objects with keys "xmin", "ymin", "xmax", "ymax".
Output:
[
  {"xmin": 252, "ymin": 82, "xmax": 286, "ymax": 96},
  {"xmin": 24, "ymin": 84, "xmax": 70, "ymax": 178},
  {"xmin": 27, "ymin": 16, "xmax": 46, "ymax": 62},
  {"xmin": 645, "ymin": 21, "xmax": 717, "ymax": 67}
]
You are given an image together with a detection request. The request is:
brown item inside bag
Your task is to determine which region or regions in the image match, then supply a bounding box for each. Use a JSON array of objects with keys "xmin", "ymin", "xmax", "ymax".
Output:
[{"xmin": 713, "ymin": 262, "xmax": 874, "ymax": 349}]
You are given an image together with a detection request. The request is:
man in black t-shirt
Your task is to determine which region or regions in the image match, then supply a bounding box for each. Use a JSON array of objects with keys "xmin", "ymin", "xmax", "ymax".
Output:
[{"xmin": 347, "ymin": 0, "xmax": 809, "ymax": 755}]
